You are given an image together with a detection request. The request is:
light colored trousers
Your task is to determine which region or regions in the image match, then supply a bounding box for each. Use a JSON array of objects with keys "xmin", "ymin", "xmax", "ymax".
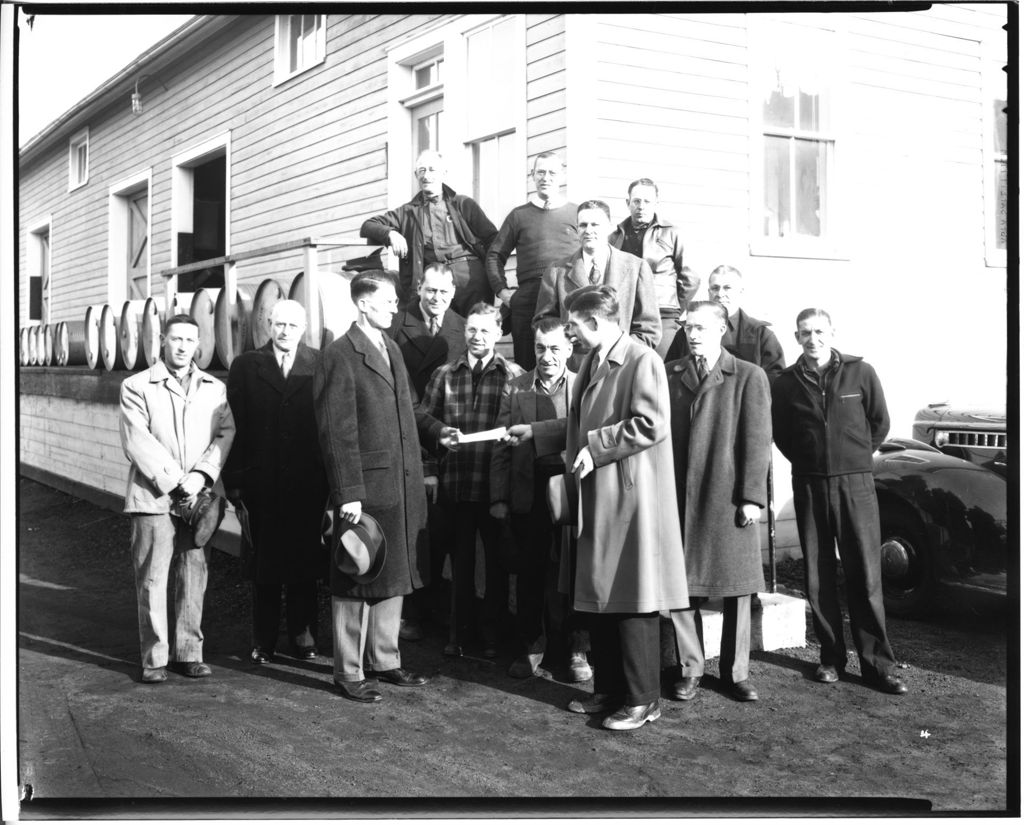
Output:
[
  {"xmin": 670, "ymin": 594, "xmax": 752, "ymax": 684},
  {"xmin": 331, "ymin": 595, "xmax": 403, "ymax": 683},
  {"xmin": 131, "ymin": 513, "xmax": 209, "ymax": 668}
]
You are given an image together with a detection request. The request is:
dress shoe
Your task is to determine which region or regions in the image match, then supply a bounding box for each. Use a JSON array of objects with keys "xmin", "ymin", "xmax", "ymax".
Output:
[
  {"xmin": 335, "ymin": 679, "xmax": 383, "ymax": 703},
  {"xmin": 567, "ymin": 693, "xmax": 621, "ymax": 715},
  {"xmin": 443, "ymin": 642, "xmax": 463, "ymax": 658},
  {"xmin": 399, "ymin": 619, "xmax": 424, "ymax": 642},
  {"xmin": 815, "ymin": 664, "xmax": 841, "ymax": 683},
  {"xmin": 289, "ymin": 645, "xmax": 317, "ymax": 661},
  {"xmin": 728, "ymin": 680, "xmax": 759, "ymax": 702},
  {"xmin": 873, "ymin": 673, "xmax": 908, "ymax": 695},
  {"xmin": 568, "ymin": 654, "xmax": 593, "ymax": 683},
  {"xmin": 508, "ymin": 653, "xmax": 544, "ymax": 679},
  {"xmin": 671, "ymin": 676, "xmax": 700, "ymax": 701},
  {"xmin": 602, "ymin": 700, "xmax": 661, "ymax": 731},
  {"xmin": 368, "ymin": 667, "xmax": 428, "ymax": 687},
  {"xmin": 141, "ymin": 666, "xmax": 167, "ymax": 684},
  {"xmin": 249, "ymin": 647, "xmax": 273, "ymax": 665},
  {"xmin": 173, "ymin": 661, "xmax": 212, "ymax": 678}
]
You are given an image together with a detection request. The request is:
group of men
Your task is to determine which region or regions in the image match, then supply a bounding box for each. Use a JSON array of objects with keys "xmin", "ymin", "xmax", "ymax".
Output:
[{"xmin": 118, "ymin": 149, "xmax": 907, "ymax": 734}]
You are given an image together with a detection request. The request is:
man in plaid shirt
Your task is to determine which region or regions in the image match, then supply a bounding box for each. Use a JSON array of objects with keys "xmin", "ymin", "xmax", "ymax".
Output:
[{"xmin": 420, "ymin": 303, "xmax": 525, "ymax": 658}]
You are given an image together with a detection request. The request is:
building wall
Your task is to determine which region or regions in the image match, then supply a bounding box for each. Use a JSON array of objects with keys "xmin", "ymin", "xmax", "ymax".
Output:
[
  {"xmin": 19, "ymin": 9, "xmax": 1006, "ymax": 533},
  {"xmin": 578, "ymin": 7, "xmax": 1007, "ymax": 437}
]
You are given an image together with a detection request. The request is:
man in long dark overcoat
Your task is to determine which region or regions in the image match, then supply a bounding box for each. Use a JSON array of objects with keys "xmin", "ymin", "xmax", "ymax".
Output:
[
  {"xmin": 665, "ymin": 301, "xmax": 772, "ymax": 703},
  {"xmin": 314, "ymin": 271, "xmax": 455, "ymax": 704},
  {"xmin": 387, "ymin": 262, "xmax": 466, "ymax": 635},
  {"xmin": 224, "ymin": 300, "xmax": 329, "ymax": 663}
]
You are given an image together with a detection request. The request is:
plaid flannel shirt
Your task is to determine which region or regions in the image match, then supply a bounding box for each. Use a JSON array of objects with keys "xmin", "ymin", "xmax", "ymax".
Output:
[{"xmin": 420, "ymin": 352, "xmax": 525, "ymax": 503}]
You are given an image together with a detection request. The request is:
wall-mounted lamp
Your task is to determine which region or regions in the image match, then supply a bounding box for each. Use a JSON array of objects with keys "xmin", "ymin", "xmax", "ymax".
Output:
[{"xmin": 130, "ymin": 75, "xmax": 168, "ymax": 116}]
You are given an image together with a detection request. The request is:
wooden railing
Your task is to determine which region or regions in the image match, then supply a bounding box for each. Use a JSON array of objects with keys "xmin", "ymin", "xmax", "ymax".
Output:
[{"xmin": 160, "ymin": 236, "xmax": 373, "ymax": 347}]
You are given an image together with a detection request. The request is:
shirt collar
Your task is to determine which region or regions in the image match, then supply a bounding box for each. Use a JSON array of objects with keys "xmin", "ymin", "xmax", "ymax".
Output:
[
  {"xmin": 582, "ymin": 244, "xmax": 609, "ymax": 272},
  {"xmin": 467, "ymin": 352, "xmax": 494, "ymax": 372},
  {"xmin": 534, "ymin": 368, "xmax": 567, "ymax": 393},
  {"xmin": 530, "ymin": 194, "xmax": 567, "ymax": 210}
]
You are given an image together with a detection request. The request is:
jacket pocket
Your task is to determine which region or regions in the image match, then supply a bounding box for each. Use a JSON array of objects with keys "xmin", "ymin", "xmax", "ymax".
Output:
[
  {"xmin": 617, "ymin": 455, "xmax": 634, "ymax": 491},
  {"xmin": 360, "ymin": 450, "xmax": 398, "ymax": 508}
]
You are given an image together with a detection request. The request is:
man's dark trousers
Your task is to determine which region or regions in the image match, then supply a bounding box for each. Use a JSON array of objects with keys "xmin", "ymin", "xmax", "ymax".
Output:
[
  {"xmin": 508, "ymin": 280, "xmax": 542, "ymax": 370},
  {"xmin": 509, "ymin": 466, "xmax": 589, "ymax": 659},
  {"xmin": 589, "ymin": 613, "xmax": 660, "ymax": 706},
  {"xmin": 252, "ymin": 580, "xmax": 317, "ymax": 652},
  {"xmin": 793, "ymin": 471, "xmax": 897, "ymax": 680},
  {"xmin": 450, "ymin": 501, "xmax": 508, "ymax": 646}
]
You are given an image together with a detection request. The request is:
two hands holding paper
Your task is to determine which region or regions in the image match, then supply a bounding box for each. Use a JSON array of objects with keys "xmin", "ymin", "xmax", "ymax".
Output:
[{"xmin": 443, "ymin": 423, "xmax": 596, "ymax": 475}]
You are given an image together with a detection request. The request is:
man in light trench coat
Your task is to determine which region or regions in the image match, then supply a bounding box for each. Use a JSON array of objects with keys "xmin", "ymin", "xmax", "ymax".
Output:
[
  {"xmin": 664, "ymin": 301, "xmax": 772, "ymax": 703},
  {"xmin": 562, "ymin": 285, "xmax": 688, "ymax": 731}
]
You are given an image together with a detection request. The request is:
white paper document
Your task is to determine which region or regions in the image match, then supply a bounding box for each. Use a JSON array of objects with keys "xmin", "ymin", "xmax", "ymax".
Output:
[{"xmin": 457, "ymin": 427, "xmax": 507, "ymax": 444}]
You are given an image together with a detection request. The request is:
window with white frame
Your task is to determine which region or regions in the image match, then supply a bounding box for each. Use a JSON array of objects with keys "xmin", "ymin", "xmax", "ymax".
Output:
[
  {"xmin": 386, "ymin": 15, "xmax": 526, "ymax": 219},
  {"xmin": 68, "ymin": 129, "xmax": 89, "ymax": 190},
  {"xmin": 274, "ymin": 14, "xmax": 326, "ymax": 84},
  {"xmin": 464, "ymin": 17, "xmax": 521, "ymax": 222},
  {"xmin": 751, "ymin": 19, "xmax": 841, "ymax": 257}
]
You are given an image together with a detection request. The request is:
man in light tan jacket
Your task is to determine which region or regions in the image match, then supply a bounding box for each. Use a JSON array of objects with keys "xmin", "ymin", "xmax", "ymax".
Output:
[{"xmin": 120, "ymin": 314, "xmax": 235, "ymax": 684}]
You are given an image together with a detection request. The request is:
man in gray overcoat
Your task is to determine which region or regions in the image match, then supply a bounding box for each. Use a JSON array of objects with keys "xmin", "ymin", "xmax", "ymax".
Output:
[
  {"xmin": 563, "ymin": 286, "xmax": 688, "ymax": 731},
  {"xmin": 665, "ymin": 301, "xmax": 772, "ymax": 702},
  {"xmin": 314, "ymin": 271, "xmax": 456, "ymax": 704}
]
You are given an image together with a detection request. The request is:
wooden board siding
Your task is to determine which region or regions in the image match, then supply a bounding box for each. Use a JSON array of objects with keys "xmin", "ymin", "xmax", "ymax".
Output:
[
  {"xmin": 19, "ymin": 14, "xmax": 447, "ymax": 323},
  {"xmin": 525, "ymin": 14, "xmax": 567, "ymax": 158}
]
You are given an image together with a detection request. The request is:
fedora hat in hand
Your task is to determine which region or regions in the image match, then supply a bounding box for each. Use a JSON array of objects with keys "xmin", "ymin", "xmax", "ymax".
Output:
[
  {"xmin": 179, "ymin": 488, "xmax": 226, "ymax": 547},
  {"xmin": 333, "ymin": 512, "xmax": 388, "ymax": 584}
]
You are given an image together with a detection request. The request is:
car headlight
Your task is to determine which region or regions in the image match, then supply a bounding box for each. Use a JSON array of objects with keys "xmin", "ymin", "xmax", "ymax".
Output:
[{"xmin": 933, "ymin": 430, "xmax": 949, "ymax": 447}]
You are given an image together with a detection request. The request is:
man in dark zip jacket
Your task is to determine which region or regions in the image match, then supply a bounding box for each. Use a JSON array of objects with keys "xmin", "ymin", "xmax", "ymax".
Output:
[{"xmin": 771, "ymin": 308, "xmax": 907, "ymax": 696}]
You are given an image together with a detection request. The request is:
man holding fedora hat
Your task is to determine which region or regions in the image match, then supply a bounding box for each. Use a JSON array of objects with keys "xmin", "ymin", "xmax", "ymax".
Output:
[{"xmin": 314, "ymin": 271, "xmax": 457, "ymax": 704}]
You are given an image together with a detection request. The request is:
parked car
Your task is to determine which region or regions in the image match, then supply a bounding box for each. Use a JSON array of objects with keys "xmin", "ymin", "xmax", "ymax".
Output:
[
  {"xmin": 912, "ymin": 402, "xmax": 1007, "ymax": 476},
  {"xmin": 872, "ymin": 438, "xmax": 1007, "ymax": 616}
]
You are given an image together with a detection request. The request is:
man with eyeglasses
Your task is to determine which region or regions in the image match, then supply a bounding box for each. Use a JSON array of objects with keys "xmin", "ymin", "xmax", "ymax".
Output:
[
  {"xmin": 486, "ymin": 152, "xmax": 580, "ymax": 370},
  {"xmin": 361, "ymin": 150, "xmax": 498, "ymax": 314},
  {"xmin": 609, "ymin": 178, "xmax": 698, "ymax": 360}
]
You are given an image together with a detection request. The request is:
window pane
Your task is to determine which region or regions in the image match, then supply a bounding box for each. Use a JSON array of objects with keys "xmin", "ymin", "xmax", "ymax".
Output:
[
  {"xmin": 996, "ymin": 159, "xmax": 1007, "ymax": 250},
  {"xmin": 799, "ymin": 88, "xmax": 822, "ymax": 131},
  {"xmin": 415, "ymin": 64, "xmax": 433, "ymax": 89},
  {"xmin": 763, "ymin": 136, "xmax": 791, "ymax": 237},
  {"xmin": 472, "ymin": 132, "xmax": 518, "ymax": 221},
  {"xmin": 415, "ymin": 112, "xmax": 440, "ymax": 156},
  {"xmin": 288, "ymin": 15, "xmax": 301, "ymax": 73},
  {"xmin": 764, "ymin": 84, "xmax": 795, "ymax": 129},
  {"xmin": 794, "ymin": 139, "xmax": 826, "ymax": 237},
  {"xmin": 467, "ymin": 19, "xmax": 516, "ymax": 137}
]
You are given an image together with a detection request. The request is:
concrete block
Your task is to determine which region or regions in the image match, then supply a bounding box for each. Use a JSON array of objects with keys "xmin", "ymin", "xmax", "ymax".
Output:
[{"xmin": 660, "ymin": 592, "xmax": 806, "ymax": 667}]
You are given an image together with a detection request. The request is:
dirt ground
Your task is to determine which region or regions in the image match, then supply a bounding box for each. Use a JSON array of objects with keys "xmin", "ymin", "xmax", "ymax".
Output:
[{"xmin": 13, "ymin": 477, "xmax": 1014, "ymax": 816}]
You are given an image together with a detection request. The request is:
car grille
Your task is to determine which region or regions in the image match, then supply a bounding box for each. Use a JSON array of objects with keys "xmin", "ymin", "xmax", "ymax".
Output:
[{"xmin": 943, "ymin": 430, "xmax": 1007, "ymax": 449}]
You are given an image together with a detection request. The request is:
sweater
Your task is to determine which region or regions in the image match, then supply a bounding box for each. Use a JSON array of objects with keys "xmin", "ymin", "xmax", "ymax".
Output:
[{"xmin": 485, "ymin": 202, "xmax": 579, "ymax": 292}]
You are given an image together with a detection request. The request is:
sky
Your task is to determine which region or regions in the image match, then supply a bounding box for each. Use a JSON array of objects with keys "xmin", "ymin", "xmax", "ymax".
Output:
[{"xmin": 17, "ymin": 10, "xmax": 195, "ymax": 146}]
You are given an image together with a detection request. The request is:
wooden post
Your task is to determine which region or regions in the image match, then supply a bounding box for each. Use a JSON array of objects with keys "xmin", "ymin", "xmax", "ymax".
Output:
[{"xmin": 303, "ymin": 243, "xmax": 320, "ymax": 348}]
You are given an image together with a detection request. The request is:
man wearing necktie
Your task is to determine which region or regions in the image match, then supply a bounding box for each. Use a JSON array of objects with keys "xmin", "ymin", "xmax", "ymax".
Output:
[
  {"xmin": 663, "ymin": 301, "xmax": 772, "ymax": 704},
  {"xmin": 534, "ymin": 200, "xmax": 661, "ymax": 361},
  {"xmin": 665, "ymin": 265, "xmax": 786, "ymax": 382},
  {"xmin": 361, "ymin": 151, "xmax": 498, "ymax": 314},
  {"xmin": 609, "ymin": 178, "xmax": 699, "ymax": 360},
  {"xmin": 224, "ymin": 300, "xmax": 329, "ymax": 666},
  {"xmin": 387, "ymin": 263, "xmax": 468, "ymax": 638},
  {"xmin": 419, "ymin": 303, "xmax": 525, "ymax": 658},
  {"xmin": 314, "ymin": 272, "xmax": 457, "ymax": 704},
  {"xmin": 562, "ymin": 287, "xmax": 687, "ymax": 731}
]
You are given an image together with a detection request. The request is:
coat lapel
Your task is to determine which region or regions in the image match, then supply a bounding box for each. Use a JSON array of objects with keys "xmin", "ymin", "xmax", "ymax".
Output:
[
  {"xmin": 566, "ymin": 252, "xmax": 590, "ymax": 292},
  {"xmin": 282, "ymin": 343, "xmax": 315, "ymax": 399},
  {"xmin": 255, "ymin": 342, "xmax": 286, "ymax": 394},
  {"xmin": 349, "ymin": 324, "xmax": 395, "ymax": 387}
]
